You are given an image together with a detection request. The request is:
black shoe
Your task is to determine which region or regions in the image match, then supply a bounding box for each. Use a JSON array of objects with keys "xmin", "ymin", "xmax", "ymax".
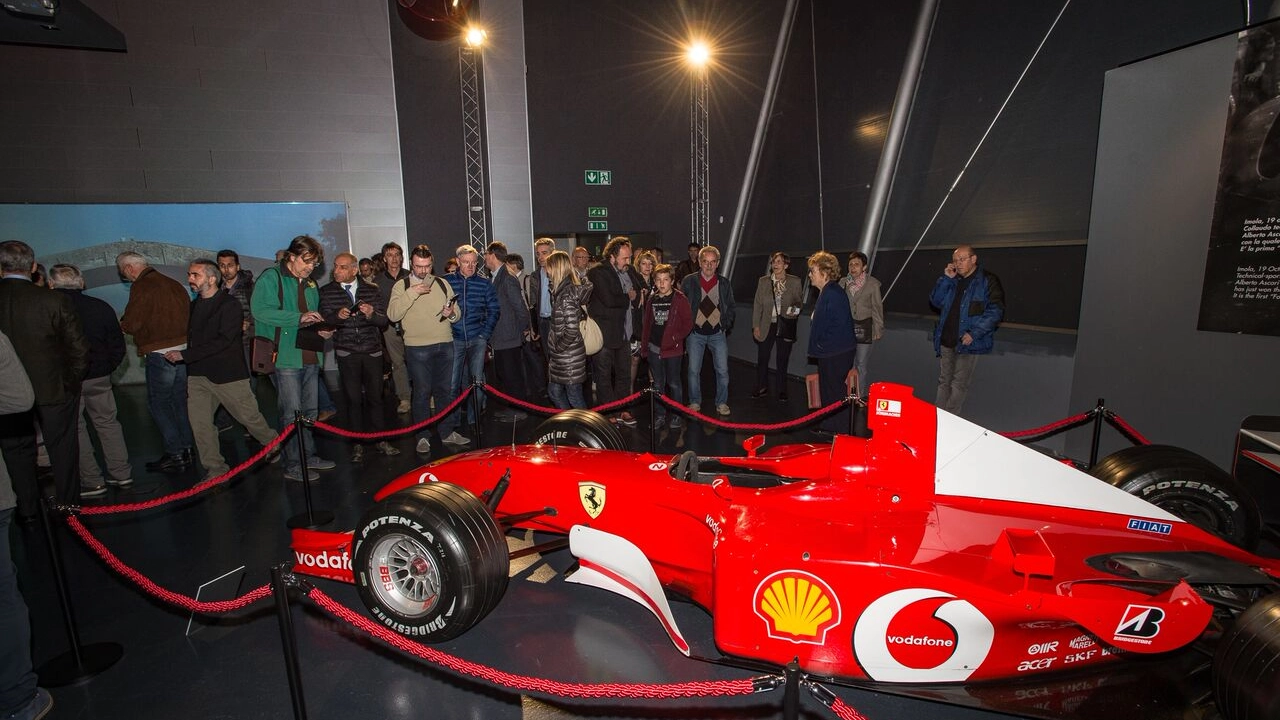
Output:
[
  {"xmin": 779, "ymin": 391, "xmax": 789, "ymax": 401},
  {"xmin": 145, "ymin": 453, "xmax": 178, "ymax": 471},
  {"xmin": 147, "ymin": 452, "xmax": 190, "ymax": 473},
  {"xmin": 752, "ymin": 387, "xmax": 768, "ymax": 399}
]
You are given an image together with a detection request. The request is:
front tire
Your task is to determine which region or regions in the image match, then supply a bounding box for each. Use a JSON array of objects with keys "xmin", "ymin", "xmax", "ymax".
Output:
[
  {"xmin": 352, "ymin": 482, "xmax": 509, "ymax": 641},
  {"xmin": 533, "ymin": 409, "xmax": 627, "ymax": 450},
  {"xmin": 1089, "ymin": 445, "xmax": 1262, "ymax": 550},
  {"xmin": 1213, "ymin": 592, "xmax": 1280, "ymax": 720}
]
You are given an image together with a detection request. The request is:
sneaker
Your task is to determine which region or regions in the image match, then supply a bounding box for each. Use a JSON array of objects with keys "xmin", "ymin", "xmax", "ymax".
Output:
[
  {"xmin": 10, "ymin": 687, "xmax": 53, "ymax": 720},
  {"xmin": 306, "ymin": 456, "xmax": 336, "ymax": 471},
  {"xmin": 669, "ymin": 416, "xmax": 684, "ymax": 429},
  {"xmin": 751, "ymin": 387, "xmax": 768, "ymax": 399},
  {"xmin": 203, "ymin": 467, "xmax": 230, "ymax": 481},
  {"xmin": 397, "ymin": 399, "xmax": 412, "ymax": 414},
  {"xmin": 105, "ymin": 476, "xmax": 133, "ymax": 487},
  {"xmin": 652, "ymin": 415, "xmax": 666, "ymax": 430},
  {"xmin": 442, "ymin": 431, "xmax": 471, "ymax": 446},
  {"xmin": 80, "ymin": 484, "xmax": 107, "ymax": 498},
  {"xmin": 283, "ymin": 467, "xmax": 304, "ymax": 482},
  {"xmin": 376, "ymin": 441, "xmax": 401, "ymax": 456},
  {"xmin": 716, "ymin": 404, "xmax": 731, "ymax": 416},
  {"xmin": 415, "ymin": 437, "xmax": 431, "ymax": 454},
  {"xmin": 616, "ymin": 412, "xmax": 638, "ymax": 427},
  {"xmin": 265, "ymin": 446, "xmax": 282, "ymax": 464},
  {"xmin": 317, "ymin": 409, "xmax": 337, "ymax": 422},
  {"xmin": 688, "ymin": 403, "xmax": 700, "ymax": 413},
  {"xmin": 350, "ymin": 445, "xmax": 365, "ymax": 463}
]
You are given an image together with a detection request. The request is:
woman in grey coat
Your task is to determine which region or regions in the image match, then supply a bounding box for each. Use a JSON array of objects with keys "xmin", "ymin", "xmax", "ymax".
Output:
[
  {"xmin": 545, "ymin": 251, "xmax": 594, "ymax": 409},
  {"xmin": 839, "ymin": 251, "xmax": 884, "ymax": 397}
]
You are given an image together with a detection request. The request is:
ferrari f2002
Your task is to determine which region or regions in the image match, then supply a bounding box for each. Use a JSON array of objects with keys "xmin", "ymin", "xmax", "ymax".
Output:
[{"xmin": 291, "ymin": 383, "xmax": 1280, "ymax": 720}]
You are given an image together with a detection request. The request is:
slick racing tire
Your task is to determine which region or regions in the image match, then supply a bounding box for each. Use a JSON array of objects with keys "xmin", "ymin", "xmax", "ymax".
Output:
[
  {"xmin": 532, "ymin": 409, "xmax": 627, "ymax": 450},
  {"xmin": 1212, "ymin": 592, "xmax": 1280, "ymax": 720},
  {"xmin": 1089, "ymin": 444, "xmax": 1262, "ymax": 551},
  {"xmin": 352, "ymin": 482, "xmax": 509, "ymax": 642}
]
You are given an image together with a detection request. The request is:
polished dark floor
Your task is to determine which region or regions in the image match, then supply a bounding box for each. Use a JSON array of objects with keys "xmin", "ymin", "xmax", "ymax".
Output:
[{"xmin": 9, "ymin": 361, "xmax": 1209, "ymax": 720}]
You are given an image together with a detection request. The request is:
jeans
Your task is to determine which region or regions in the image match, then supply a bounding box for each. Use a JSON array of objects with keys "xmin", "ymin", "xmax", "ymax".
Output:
[
  {"xmin": 451, "ymin": 337, "xmax": 487, "ymax": 414},
  {"xmin": 275, "ymin": 365, "xmax": 320, "ymax": 473},
  {"xmin": 548, "ymin": 381, "xmax": 586, "ymax": 410},
  {"xmin": 936, "ymin": 347, "xmax": 979, "ymax": 415},
  {"xmin": 686, "ymin": 330, "xmax": 729, "ymax": 407},
  {"xmin": 406, "ymin": 343, "xmax": 456, "ymax": 440},
  {"xmin": 755, "ymin": 321, "xmax": 794, "ymax": 393},
  {"xmin": 853, "ymin": 342, "xmax": 873, "ymax": 397},
  {"xmin": 648, "ymin": 352, "xmax": 682, "ymax": 422},
  {"xmin": 0, "ymin": 508, "xmax": 36, "ymax": 716},
  {"xmin": 145, "ymin": 352, "xmax": 193, "ymax": 455}
]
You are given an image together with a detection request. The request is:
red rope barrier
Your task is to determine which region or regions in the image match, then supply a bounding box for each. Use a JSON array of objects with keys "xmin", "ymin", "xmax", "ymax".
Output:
[
  {"xmin": 1104, "ymin": 411, "xmax": 1151, "ymax": 446},
  {"xmin": 80, "ymin": 428, "xmax": 295, "ymax": 516},
  {"xmin": 65, "ymin": 515, "xmax": 271, "ymax": 613},
  {"xmin": 484, "ymin": 384, "xmax": 559, "ymax": 415},
  {"xmin": 998, "ymin": 410, "xmax": 1094, "ymax": 440},
  {"xmin": 313, "ymin": 386, "xmax": 473, "ymax": 440},
  {"xmin": 305, "ymin": 585, "xmax": 763, "ymax": 700},
  {"xmin": 658, "ymin": 395, "xmax": 850, "ymax": 433},
  {"xmin": 589, "ymin": 390, "xmax": 647, "ymax": 415},
  {"xmin": 831, "ymin": 697, "xmax": 870, "ymax": 720}
]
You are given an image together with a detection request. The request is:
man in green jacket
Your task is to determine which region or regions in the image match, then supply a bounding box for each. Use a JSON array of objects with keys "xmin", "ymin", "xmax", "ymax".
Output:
[{"xmin": 251, "ymin": 235, "xmax": 336, "ymax": 481}]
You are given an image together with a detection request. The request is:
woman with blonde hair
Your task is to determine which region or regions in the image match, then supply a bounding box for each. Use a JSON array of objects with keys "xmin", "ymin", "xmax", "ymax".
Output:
[
  {"xmin": 545, "ymin": 250, "xmax": 594, "ymax": 409},
  {"xmin": 807, "ymin": 251, "xmax": 856, "ymax": 435},
  {"xmin": 629, "ymin": 249, "xmax": 658, "ymax": 388}
]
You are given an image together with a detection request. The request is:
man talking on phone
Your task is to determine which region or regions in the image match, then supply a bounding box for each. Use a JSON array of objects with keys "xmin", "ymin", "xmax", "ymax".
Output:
[
  {"xmin": 929, "ymin": 244, "xmax": 1004, "ymax": 415},
  {"xmin": 387, "ymin": 245, "xmax": 461, "ymax": 455}
]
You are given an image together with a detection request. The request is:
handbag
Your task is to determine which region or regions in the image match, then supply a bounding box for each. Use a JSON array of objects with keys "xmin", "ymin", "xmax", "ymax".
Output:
[
  {"xmin": 250, "ymin": 270, "xmax": 285, "ymax": 375},
  {"xmin": 580, "ymin": 306, "xmax": 603, "ymax": 355},
  {"xmin": 773, "ymin": 287, "xmax": 798, "ymax": 343},
  {"xmin": 854, "ymin": 317, "xmax": 874, "ymax": 344}
]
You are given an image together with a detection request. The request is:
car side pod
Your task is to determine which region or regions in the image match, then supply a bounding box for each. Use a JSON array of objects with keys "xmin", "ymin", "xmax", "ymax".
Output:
[
  {"xmin": 1035, "ymin": 579, "xmax": 1213, "ymax": 655},
  {"xmin": 566, "ymin": 525, "xmax": 691, "ymax": 656}
]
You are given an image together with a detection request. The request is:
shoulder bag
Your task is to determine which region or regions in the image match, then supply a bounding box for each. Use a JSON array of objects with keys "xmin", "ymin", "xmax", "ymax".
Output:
[
  {"xmin": 250, "ymin": 270, "xmax": 283, "ymax": 375},
  {"xmin": 580, "ymin": 305, "xmax": 603, "ymax": 356}
]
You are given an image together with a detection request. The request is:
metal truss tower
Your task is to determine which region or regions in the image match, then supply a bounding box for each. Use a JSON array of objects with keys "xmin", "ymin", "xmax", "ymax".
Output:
[
  {"xmin": 690, "ymin": 69, "xmax": 710, "ymax": 248},
  {"xmin": 459, "ymin": 45, "xmax": 489, "ymax": 251}
]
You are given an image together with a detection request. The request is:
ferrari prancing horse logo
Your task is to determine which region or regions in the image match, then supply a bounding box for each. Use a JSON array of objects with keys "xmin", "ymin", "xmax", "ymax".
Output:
[{"xmin": 578, "ymin": 482, "xmax": 606, "ymax": 519}]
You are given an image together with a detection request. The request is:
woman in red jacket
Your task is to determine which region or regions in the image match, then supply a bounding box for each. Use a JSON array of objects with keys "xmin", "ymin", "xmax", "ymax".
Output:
[{"xmin": 640, "ymin": 264, "xmax": 693, "ymax": 429}]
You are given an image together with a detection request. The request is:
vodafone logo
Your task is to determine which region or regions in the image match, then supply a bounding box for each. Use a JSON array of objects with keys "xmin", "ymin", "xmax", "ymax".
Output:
[
  {"xmin": 294, "ymin": 550, "xmax": 352, "ymax": 571},
  {"xmin": 853, "ymin": 588, "xmax": 994, "ymax": 682}
]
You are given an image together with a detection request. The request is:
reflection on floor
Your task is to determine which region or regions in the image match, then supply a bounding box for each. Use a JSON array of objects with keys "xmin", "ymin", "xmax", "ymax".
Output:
[{"xmin": 5, "ymin": 361, "xmax": 1209, "ymax": 720}]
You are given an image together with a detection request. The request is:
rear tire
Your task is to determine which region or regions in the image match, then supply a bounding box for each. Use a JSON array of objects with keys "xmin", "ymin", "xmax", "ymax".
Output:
[
  {"xmin": 1089, "ymin": 445, "xmax": 1262, "ymax": 551},
  {"xmin": 352, "ymin": 482, "xmax": 509, "ymax": 641},
  {"xmin": 533, "ymin": 409, "xmax": 627, "ymax": 450},
  {"xmin": 1213, "ymin": 592, "xmax": 1280, "ymax": 720}
]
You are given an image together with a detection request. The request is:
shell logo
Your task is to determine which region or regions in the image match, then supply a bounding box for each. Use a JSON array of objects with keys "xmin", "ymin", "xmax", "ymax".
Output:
[{"xmin": 753, "ymin": 570, "xmax": 842, "ymax": 644}]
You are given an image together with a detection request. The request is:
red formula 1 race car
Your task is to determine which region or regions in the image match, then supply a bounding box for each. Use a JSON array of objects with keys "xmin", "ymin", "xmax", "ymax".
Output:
[{"xmin": 291, "ymin": 383, "xmax": 1280, "ymax": 720}]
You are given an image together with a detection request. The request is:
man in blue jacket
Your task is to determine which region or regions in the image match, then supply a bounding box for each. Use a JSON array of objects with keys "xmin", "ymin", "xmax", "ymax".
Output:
[
  {"xmin": 929, "ymin": 245, "xmax": 1004, "ymax": 415},
  {"xmin": 447, "ymin": 245, "xmax": 500, "ymax": 422}
]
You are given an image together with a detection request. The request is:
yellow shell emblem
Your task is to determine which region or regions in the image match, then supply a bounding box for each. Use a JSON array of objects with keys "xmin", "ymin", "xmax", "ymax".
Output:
[{"xmin": 753, "ymin": 570, "xmax": 841, "ymax": 644}]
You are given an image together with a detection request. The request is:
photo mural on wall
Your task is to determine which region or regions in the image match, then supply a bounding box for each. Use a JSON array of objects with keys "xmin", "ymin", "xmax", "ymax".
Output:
[
  {"xmin": 0, "ymin": 201, "xmax": 349, "ymax": 382},
  {"xmin": 1200, "ymin": 20, "xmax": 1280, "ymax": 336}
]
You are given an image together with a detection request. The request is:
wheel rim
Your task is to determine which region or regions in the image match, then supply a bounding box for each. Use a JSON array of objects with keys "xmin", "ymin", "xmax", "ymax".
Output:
[
  {"xmin": 1160, "ymin": 497, "xmax": 1229, "ymax": 536},
  {"xmin": 368, "ymin": 533, "xmax": 441, "ymax": 618}
]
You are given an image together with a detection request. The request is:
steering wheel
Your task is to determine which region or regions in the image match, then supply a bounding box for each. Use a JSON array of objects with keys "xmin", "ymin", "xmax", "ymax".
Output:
[{"xmin": 673, "ymin": 450, "xmax": 698, "ymax": 483}]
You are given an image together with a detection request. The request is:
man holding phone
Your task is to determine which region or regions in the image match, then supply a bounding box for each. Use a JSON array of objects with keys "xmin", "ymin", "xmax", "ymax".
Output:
[
  {"xmin": 319, "ymin": 253, "xmax": 398, "ymax": 462},
  {"xmin": 387, "ymin": 245, "xmax": 461, "ymax": 454},
  {"xmin": 929, "ymin": 244, "xmax": 1005, "ymax": 415}
]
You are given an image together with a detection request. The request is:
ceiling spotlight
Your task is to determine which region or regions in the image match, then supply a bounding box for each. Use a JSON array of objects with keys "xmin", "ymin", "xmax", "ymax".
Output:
[
  {"xmin": 686, "ymin": 40, "xmax": 710, "ymax": 68},
  {"xmin": 464, "ymin": 26, "xmax": 487, "ymax": 48}
]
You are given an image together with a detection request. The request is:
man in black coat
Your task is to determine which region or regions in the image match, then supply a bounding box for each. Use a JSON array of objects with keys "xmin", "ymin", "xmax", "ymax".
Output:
[
  {"xmin": 0, "ymin": 241, "xmax": 89, "ymax": 519},
  {"xmin": 48, "ymin": 264, "xmax": 131, "ymax": 496},
  {"xmin": 586, "ymin": 237, "xmax": 637, "ymax": 426},
  {"xmin": 319, "ymin": 252, "xmax": 397, "ymax": 462},
  {"xmin": 164, "ymin": 260, "xmax": 278, "ymax": 481}
]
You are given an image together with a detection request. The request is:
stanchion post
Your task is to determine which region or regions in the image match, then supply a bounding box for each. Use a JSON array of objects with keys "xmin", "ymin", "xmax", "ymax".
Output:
[
  {"xmin": 648, "ymin": 387, "xmax": 657, "ymax": 454},
  {"xmin": 35, "ymin": 498, "xmax": 123, "ymax": 686},
  {"xmin": 271, "ymin": 565, "xmax": 308, "ymax": 720},
  {"xmin": 847, "ymin": 397, "xmax": 856, "ymax": 437},
  {"xmin": 471, "ymin": 382, "xmax": 483, "ymax": 447},
  {"xmin": 1088, "ymin": 398, "xmax": 1105, "ymax": 468},
  {"xmin": 782, "ymin": 658, "xmax": 801, "ymax": 720},
  {"xmin": 286, "ymin": 413, "xmax": 333, "ymax": 529}
]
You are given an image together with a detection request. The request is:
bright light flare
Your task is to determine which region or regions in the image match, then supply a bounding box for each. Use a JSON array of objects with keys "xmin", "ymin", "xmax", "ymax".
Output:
[
  {"xmin": 686, "ymin": 40, "xmax": 711, "ymax": 68},
  {"xmin": 464, "ymin": 26, "xmax": 487, "ymax": 48}
]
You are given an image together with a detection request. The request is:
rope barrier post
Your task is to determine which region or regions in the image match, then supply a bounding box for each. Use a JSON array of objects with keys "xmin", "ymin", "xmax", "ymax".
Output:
[
  {"xmin": 271, "ymin": 564, "xmax": 309, "ymax": 720},
  {"xmin": 782, "ymin": 658, "xmax": 801, "ymax": 720},
  {"xmin": 1088, "ymin": 398, "xmax": 1105, "ymax": 469},
  {"xmin": 286, "ymin": 412, "xmax": 333, "ymax": 530},
  {"xmin": 471, "ymin": 381, "xmax": 483, "ymax": 447},
  {"xmin": 847, "ymin": 397, "xmax": 857, "ymax": 437},
  {"xmin": 34, "ymin": 498, "xmax": 123, "ymax": 686},
  {"xmin": 648, "ymin": 387, "xmax": 657, "ymax": 454}
]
